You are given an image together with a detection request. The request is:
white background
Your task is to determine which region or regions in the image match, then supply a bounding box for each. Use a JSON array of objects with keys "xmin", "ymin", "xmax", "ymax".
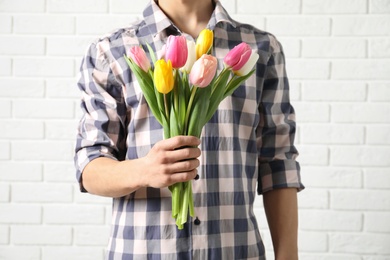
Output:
[{"xmin": 0, "ymin": 0, "xmax": 390, "ymax": 259}]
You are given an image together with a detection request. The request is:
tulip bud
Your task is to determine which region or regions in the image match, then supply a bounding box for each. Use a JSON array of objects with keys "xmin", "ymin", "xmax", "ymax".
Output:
[
  {"xmin": 223, "ymin": 42, "xmax": 252, "ymax": 72},
  {"xmin": 154, "ymin": 59, "xmax": 174, "ymax": 94},
  {"xmin": 189, "ymin": 54, "xmax": 217, "ymax": 88},
  {"xmin": 128, "ymin": 46, "xmax": 151, "ymax": 72},
  {"xmin": 165, "ymin": 35, "xmax": 188, "ymax": 69},
  {"xmin": 234, "ymin": 51, "xmax": 259, "ymax": 76},
  {"xmin": 181, "ymin": 40, "xmax": 196, "ymax": 73},
  {"xmin": 196, "ymin": 29, "xmax": 213, "ymax": 59}
]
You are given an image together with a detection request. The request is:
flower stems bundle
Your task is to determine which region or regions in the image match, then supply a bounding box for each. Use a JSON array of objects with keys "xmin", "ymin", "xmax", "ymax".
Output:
[{"xmin": 124, "ymin": 29, "xmax": 259, "ymax": 229}]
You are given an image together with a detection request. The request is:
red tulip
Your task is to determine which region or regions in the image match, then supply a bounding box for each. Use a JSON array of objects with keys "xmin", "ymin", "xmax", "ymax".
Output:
[
  {"xmin": 189, "ymin": 54, "xmax": 217, "ymax": 88},
  {"xmin": 165, "ymin": 35, "xmax": 188, "ymax": 69}
]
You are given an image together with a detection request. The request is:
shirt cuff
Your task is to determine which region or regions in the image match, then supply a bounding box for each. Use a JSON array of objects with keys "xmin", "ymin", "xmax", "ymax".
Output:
[
  {"xmin": 74, "ymin": 146, "xmax": 118, "ymax": 192},
  {"xmin": 258, "ymin": 159, "xmax": 304, "ymax": 194}
]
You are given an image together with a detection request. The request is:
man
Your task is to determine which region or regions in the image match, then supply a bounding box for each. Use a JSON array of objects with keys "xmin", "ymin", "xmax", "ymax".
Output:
[{"xmin": 75, "ymin": 0, "xmax": 304, "ymax": 259}]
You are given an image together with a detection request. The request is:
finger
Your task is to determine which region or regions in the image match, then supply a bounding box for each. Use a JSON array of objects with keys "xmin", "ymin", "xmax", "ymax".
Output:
[
  {"xmin": 170, "ymin": 147, "xmax": 201, "ymax": 162},
  {"xmin": 168, "ymin": 158, "xmax": 200, "ymax": 174},
  {"xmin": 168, "ymin": 169, "xmax": 198, "ymax": 184},
  {"xmin": 159, "ymin": 136, "xmax": 201, "ymax": 151}
]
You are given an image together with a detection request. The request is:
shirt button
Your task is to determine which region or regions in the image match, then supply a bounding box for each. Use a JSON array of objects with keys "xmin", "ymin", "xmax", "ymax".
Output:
[{"xmin": 194, "ymin": 217, "xmax": 201, "ymax": 225}]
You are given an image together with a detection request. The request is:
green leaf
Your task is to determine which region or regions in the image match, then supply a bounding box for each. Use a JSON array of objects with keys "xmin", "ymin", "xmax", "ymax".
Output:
[
  {"xmin": 124, "ymin": 55, "xmax": 163, "ymax": 125},
  {"xmin": 145, "ymin": 42, "xmax": 157, "ymax": 64},
  {"xmin": 223, "ymin": 69, "xmax": 255, "ymax": 99},
  {"xmin": 204, "ymin": 69, "xmax": 231, "ymax": 124},
  {"xmin": 187, "ymin": 86, "xmax": 211, "ymax": 137}
]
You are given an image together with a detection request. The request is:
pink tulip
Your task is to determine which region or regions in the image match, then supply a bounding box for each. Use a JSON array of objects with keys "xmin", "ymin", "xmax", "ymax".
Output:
[
  {"xmin": 165, "ymin": 35, "xmax": 188, "ymax": 69},
  {"xmin": 189, "ymin": 54, "xmax": 217, "ymax": 88},
  {"xmin": 128, "ymin": 46, "xmax": 151, "ymax": 72},
  {"xmin": 223, "ymin": 42, "xmax": 252, "ymax": 71}
]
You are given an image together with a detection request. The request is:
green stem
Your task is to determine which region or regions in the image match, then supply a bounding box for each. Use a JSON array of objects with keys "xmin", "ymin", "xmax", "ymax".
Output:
[
  {"xmin": 164, "ymin": 94, "xmax": 170, "ymax": 123},
  {"xmin": 183, "ymin": 86, "xmax": 198, "ymax": 135}
]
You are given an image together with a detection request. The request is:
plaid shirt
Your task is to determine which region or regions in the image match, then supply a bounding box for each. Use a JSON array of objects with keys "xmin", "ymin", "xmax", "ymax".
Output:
[{"xmin": 75, "ymin": 0, "xmax": 304, "ymax": 259}]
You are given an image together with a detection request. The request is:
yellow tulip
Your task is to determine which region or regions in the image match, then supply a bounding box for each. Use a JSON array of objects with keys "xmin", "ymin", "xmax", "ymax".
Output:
[
  {"xmin": 196, "ymin": 29, "xmax": 213, "ymax": 59},
  {"xmin": 154, "ymin": 59, "xmax": 174, "ymax": 94}
]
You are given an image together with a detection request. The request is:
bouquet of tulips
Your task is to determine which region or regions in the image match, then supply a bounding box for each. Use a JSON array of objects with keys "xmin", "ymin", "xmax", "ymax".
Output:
[{"xmin": 125, "ymin": 29, "xmax": 259, "ymax": 229}]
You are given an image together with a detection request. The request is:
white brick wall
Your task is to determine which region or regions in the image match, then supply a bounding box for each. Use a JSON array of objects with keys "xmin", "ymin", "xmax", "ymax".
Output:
[{"xmin": 0, "ymin": 0, "xmax": 389, "ymax": 259}]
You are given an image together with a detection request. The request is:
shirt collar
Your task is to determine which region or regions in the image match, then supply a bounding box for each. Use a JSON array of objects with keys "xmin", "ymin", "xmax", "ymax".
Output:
[{"xmin": 142, "ymin": 0, "xmax": 236, "ymax": 37}]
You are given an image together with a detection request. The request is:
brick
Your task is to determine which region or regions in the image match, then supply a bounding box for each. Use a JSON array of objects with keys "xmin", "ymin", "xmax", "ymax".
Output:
[
  {"xmin": 0, "ymin": 226, "xmax": 9, "ymax": 244},
  {"xmin": 300, "ymin": 255, "xmax": 362, "ymax": 260},
  {"xmin": 332, "ymin": 103, "xmax": 390, "ymax": 123},
  {"xmin": 11, "ymin": 225, "xmax": 72, "ymax": 245},
  {"xmin": 74, "ymin": 226, "xmax": 110, "ymax": 245},
  {"xmin": 333, "ymin": 16, "xmax": 390, "ymax": 36},
  {"xmin": 76, "ymin": 15, "xmax": 136, "ymax": 35},
  {"xmin": 0, "ymin": 141, "xmax": 10, "ymax": 160},
  {"xmin": 364, "ymin": 168, "xmax": 390, "ymax": 189},
  {"xmin": 0, "ymin": 246, "xmax": 41, "ymax": 259},
  {"xmin": 299, "ymin": 231, "xmax": 328, "ymax": 252},
  {"xmin": 0, "ymin": 184, "xmax": 9, "ymax": 202},
  {"xmin": 44, "ymin": 205, "xmax": 105, "ymax": 224},
  {"xmin": 0, "ymin": 57, "xmax": 12, "ymax": 76},
  {"xmin": 13, "ymin": 58, "xmax": 74, "ymax": 77},
  {"xmin": 331, "ymin": 189, "xmax": 390, "ymax": 210},
  {"xmin": 13, "ymin": 99, "xmax": 74, "ymax": 119},
  {"xmin": 302, "ymin": 81, "xmax": 366, "ymax": 101},
  {"xmin": 267, "ymin": 17, "xmax": 331, "ymax": 36},
  {"xmin": 300, "ymin": 124, "xmax": 364, "ymax": 144},
  {"xmin": 43, "ymin": 246, "xmax": 104, "ymax": 260},
  {"xmin": 47, "ymin": 36, "xmax": 95, "ymax": 56},
  {"xmin": 0, "ymin": 100, "xmax": 11, "ymax": 118},
  {"xmin": 0, "ymin": 79, "xmax": 45, "ymax": 97},
  {"xmin": 365, "ymin": 212, "xmax": 390, "ymax": 233},
  {"xmin": 302, "ymin": 167, "xmax": 362, "ymax": 188},
  {"xmin": 287, "ymin": 60, "xmax": 330, "ymax": 80},
  {"xmin": 110, "ymin": 0, "xmax": 148, "ymax": 13},
  {"xmin": 303, "ymin": 0, "xmax": 367, "ymax": 13},
  {"xmin": 303, "ymin": 38, "xmax": 366, "ymax": 58},
  {"xmin": 298, "ymin": 188, "xmax": 329, "ymax": 209},
  {"xmin": 238, "ymin": 0, "xmax": 300, "ymax": 14},
  {"xmin": 46, "ymin": 78, "xmax": 81, "ymax": 98},
  {"xmin": 366, "ymin": 125, "xmax": 390, "ymax": 145},
  {"xmin": 0, "ymin": 204, "xmax": 41, "ymax": 223},
  {"xmin": 46, "ymin": 120, "xmax": 78, "ymax": 140},
  {"xmin": 0, "ymin": 15, "xmax": 12, "ymax": 33},
  {"xmin": 0, "ymin": 0, "xmax": 45, "ymax": 12},
  {"xmin": 331, "ymin": 146, "xmax": 390, "ymax": 167},
  {"xmin": 0, "ymin": 162, "xmax": 42, "ymax": 181},
  {"xmin": 219, "ymin": 0, "xmax": 235, "ymax": 14},
  {"xmin": 48, "ymin": 0, "xmax": 107, "ymax": 13},
  {"xmin": 300, "ymin": 210, "xmax": 362, "ymax": 231},
  {"xmin": 14, "ymin": 15, "xmax": 75, "ymax": 34},
  {"xmin": 370, "ymin": 38, "xmax": 390, "ymax": 58},
  {"xmin": 279, "ymin": 38, "xmax": 301, "ymax": 58},
  {"xmin": 12, "ymin": 140, "xmax": 73, "ymax": 161},
  {"xmin": 332, "ymin": 60, "xmax": 390, "ymax": 80},
  {"xmin": 12, "ymin": 183, "xmax": 73, "ymax": 203},
  {"xmin": 44, "ymin": 162, "xmax": 76, "ymax": 182},
  {"xmin": 296, "ymin": 145, "xmax": 329, "ymax": 166},
  {"xmin": 370, "ymin": 0, "xmax": 390, "ymax": 13},
  {"xmin": 368, "ymin": 82, "xmax": 390, "ymax": 101},
  {"xmin": 294, "ymin": 102, "xmax": 330, "ymax": 123},
  {"xmin": 330, "ymin": 233, "xmax": 390, "ymax": 254},
  {"xmin": 289, "ymin": 81, "xmax": 301, "ymax": 101},
  {"xmin": 0, "ymin": 36, "xmax": 45, "ymax": 55},
  {"xmin": 0, "ymin": 120, "xmax": 44, "ymax": 139}
]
